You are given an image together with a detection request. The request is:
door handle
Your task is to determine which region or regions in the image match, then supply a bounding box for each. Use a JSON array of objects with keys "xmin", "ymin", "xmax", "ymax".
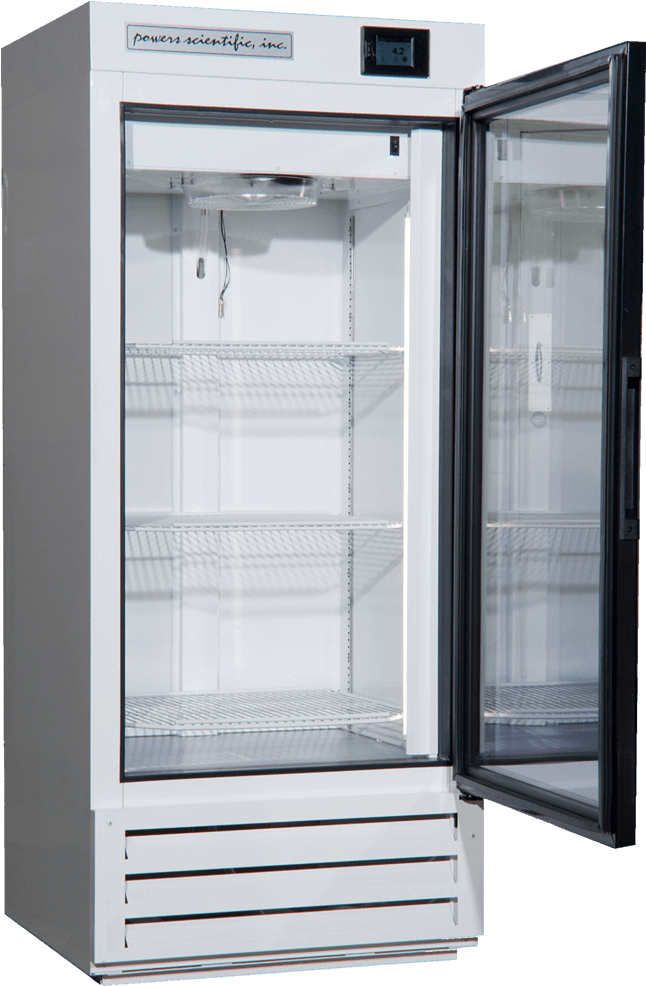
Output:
[
  {"xmin": 534, "ymin": 341, "xmax": 543, "ymax": 383},
  {"xmin": 619, "ymin": 356, "xmax": 641, "ymax": 540}
]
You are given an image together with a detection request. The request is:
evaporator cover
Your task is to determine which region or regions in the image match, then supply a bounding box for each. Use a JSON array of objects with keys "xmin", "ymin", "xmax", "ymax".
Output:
[{"xmin": 183, "ymin": 175, "xmax": 322, "ymax": 211}]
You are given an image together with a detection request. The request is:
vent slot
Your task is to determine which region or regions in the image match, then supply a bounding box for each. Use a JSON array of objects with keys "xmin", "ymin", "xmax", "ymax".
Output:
[
  {"xmin": 125, "ymin": 817, "xmax": 458, "ymax": 873},
  {"xmin": 124, "ymin": 857, "xmax": 459, "ymax": 917},
  {"xmin": 124, "ymin": 901, "xmax": 459, "ymax": 958}
]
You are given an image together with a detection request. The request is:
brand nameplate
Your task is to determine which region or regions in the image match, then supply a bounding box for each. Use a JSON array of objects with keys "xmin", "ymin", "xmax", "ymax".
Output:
[{"xmin": 126, "ymin": 24, "xmax": 293, "ymax": 59}]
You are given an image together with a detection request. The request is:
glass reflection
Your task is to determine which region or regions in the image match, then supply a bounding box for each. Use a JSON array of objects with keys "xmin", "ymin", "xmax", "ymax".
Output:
[{"xmin": 480, "ymin": 84, "xmax": 610, "ymax": 808}]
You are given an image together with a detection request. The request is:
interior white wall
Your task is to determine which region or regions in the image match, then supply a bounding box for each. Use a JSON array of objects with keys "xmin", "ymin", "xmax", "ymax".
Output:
[{"xmin": 124, "ymin": 165, "xmax": 410, "ymax": 712}]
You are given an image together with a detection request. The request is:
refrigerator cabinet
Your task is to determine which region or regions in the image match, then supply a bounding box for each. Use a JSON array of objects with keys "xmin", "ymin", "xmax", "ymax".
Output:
[{"xmin": 2, "ymin": 4, "xmax": 642, "ymax": 984}]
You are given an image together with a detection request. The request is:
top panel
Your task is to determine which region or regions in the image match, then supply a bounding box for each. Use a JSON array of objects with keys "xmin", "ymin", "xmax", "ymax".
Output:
[
  {"xmin": 2, "ymin": 4, "xmax": 483, "ymax": 112},
  {"xmin": 88, "ymin": 3, "xmax": 483, "ymax": 89}
]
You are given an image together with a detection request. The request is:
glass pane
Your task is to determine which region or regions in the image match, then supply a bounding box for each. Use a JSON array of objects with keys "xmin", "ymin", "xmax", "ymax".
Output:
[
  {"xmin": 480, "ymin": 84, "xmax": 610, "ymax": 808},
  {"xmin": 121, "ymin": 120, "xmax": 436, "ymax": 777}
]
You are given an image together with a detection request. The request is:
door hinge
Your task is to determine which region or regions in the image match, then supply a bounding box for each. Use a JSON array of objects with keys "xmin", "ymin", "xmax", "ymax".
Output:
[{"xmin": 459, "ymin": 792, "xmax": 484, "ymax": 805}]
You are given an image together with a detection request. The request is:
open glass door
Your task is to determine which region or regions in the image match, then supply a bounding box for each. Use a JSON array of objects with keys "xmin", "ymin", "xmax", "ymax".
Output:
[{"xmin": 455, "ymin": 43, "xmax": 645, "ymax": 845}]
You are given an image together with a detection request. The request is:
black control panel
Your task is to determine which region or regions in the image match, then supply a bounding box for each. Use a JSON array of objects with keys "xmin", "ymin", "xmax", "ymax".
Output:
[{"xmin": 361, "ymin": 26, "xmax": 430, "ymax": 78}]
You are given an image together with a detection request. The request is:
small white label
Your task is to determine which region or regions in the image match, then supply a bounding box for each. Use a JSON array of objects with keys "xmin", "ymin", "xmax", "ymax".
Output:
[{"xmin": 126, "ymin": 25, "xmax": 293, "ymax": 59}]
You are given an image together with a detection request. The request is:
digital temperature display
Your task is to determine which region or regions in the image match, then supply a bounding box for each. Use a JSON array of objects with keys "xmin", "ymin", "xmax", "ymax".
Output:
[
  {"xmin": 361, "ymin": 26, "xmax": 429, "ymax": 78},
  {"xmin": 376, "ymin": 36, "xmax": 413, "ymax": 68}
]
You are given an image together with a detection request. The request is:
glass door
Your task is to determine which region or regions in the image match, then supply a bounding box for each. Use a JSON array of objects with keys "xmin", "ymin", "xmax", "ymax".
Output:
[{"xmin": 455, "ymin": 44, "xmax": 645, "ymax": 845}]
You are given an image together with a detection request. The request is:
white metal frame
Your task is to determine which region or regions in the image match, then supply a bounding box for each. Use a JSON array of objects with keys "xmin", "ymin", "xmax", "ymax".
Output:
[
  {"xmin": 4, "ymin": 3, "xmax": 486, "ymax": 979},
  {"xmin": 91, "ymin": 66, "xmax": 449, "ymax": 806}
]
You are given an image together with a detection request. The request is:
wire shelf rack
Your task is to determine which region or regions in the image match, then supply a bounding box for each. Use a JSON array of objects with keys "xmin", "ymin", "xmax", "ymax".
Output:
[
  {"xmin": 487, "ymin": 345, "xmax": 603, "ymax": 416},
  {"xmin": 489, "ymin": 346, "xmax": 602, "ymax": 365},
  {"xmin": 484, "ymin": 681, "xmax": 598, "ymax": 726},
  {"xmin": 484, "ymin": 515, "xmax": 601, "ymax": 591},
  {"xmin": 124, "ymin": 343, "xmax": 403, "ymax": 418},
  {"xmin": 125, "ymin": 342, "xmax": 404, "ymax": 360},
  {"xmin": 126, "ymin": 514, "xmax": 402, "ymax": 531},
  {"xmin": 486, "ymin": 520, "xmax": 599, "ymax": 552},
  {"xmin": 125, "ymin": 688, "xmax": 403, "ymax": 736},
  {"xmin": 486, "ymin": 512, "xmax": 599, "ymax": 528},
  {"xmin": 125, "ymin": 520, "xmax": 403, "ymax": 599}
]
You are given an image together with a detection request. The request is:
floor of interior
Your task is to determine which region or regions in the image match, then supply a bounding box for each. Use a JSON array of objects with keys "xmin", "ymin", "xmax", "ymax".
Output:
[{"xmin": 123, "ymin": 727, "xmax": 424, "ymax": 777}]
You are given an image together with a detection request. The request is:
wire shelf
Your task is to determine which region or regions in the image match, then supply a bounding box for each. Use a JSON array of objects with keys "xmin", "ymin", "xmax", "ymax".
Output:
[
  {"xmin": 484, "ymin": 681, "xmax": 598, "ymax": 725},
  {"xmin": 125, "ymin": 345, "xmax": 403, "ymax": 418},
  {"xmin": 486, "ymin": 515, "xmax": 599, "ymax": 555},
  {"xmin": 125, "ymin": 342, "xmax": 404, "ymax": 360},
  {"xmin": 489, "ymin": 346, "xmax": 602, "ymax": 365},
  {"xmin": 126, "ymin": 513, "xmax": 402, "ymax": 532},
  {"xmin": 125, "ymin": 522, "xmax": 403, "ymax": 599},
  {"xmin": 486, "ymin": 512, "xmax": 599, "ymax": 529},
  {"xmin": 484, "ymin": 524, "xmax": 600, "ymax": 591},
  {"xmin": 125, "ymin": 688, "xmax": 403, "ymax": 736},
  {"xmin": 486, "ymin": 522, "xmax": 600, "ymax": 554},
  {"xmin": 487, "ymin": 346, "xmax": 602, "ymax": 416}
]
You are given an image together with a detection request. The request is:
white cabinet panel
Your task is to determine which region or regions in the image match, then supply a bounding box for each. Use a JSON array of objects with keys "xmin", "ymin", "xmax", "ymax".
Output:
[{"xmin": 125, "ymin": 817, "xmax": 457, "ymax": 872}]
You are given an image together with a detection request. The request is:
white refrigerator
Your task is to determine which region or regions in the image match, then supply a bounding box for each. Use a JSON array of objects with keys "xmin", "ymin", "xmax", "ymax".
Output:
[{"xmin": 3, "ymin": 4, "xmax": 643, "ymax": 984}]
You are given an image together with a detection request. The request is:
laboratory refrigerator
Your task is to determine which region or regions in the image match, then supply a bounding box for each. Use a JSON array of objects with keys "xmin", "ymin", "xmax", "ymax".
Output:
[{"xmin": 2, "ymin": 4, "xmax": 643, "ymax": 983}]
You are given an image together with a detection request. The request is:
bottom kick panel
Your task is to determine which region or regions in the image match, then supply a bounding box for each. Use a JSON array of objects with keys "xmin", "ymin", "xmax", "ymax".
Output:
[
  {"xmin": 93, "ymin": 774, "xmax": 484, "ymax": 970},
  {"xmin": 93, "ymin": 942, "xmax": 473, "ymax": 983}
]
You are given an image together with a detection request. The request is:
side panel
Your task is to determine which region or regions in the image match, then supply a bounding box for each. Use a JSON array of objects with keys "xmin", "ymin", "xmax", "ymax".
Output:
[
  {"xmin": 3, "ymin": 70, "xmax": 93, "ymax": 967},
  {"xmin": 1, "ymin": 3, "xmax": 90, "ymax": 108}
]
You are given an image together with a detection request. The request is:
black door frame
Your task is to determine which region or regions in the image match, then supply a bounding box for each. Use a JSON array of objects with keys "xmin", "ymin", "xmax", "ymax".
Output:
[{"xmin": 453, "ymin": 42, "xmax": 645, "ymax": 847}]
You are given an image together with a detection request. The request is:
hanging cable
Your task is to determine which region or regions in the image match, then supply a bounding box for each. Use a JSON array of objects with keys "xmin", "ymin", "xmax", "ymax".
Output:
[
  {"xmin": 218, "ymin": 210, "xmax": 231, "ymax": 318},
  {"xmin": 196, "ymin": 208, "xmax": 209, "ymax": 279}
]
